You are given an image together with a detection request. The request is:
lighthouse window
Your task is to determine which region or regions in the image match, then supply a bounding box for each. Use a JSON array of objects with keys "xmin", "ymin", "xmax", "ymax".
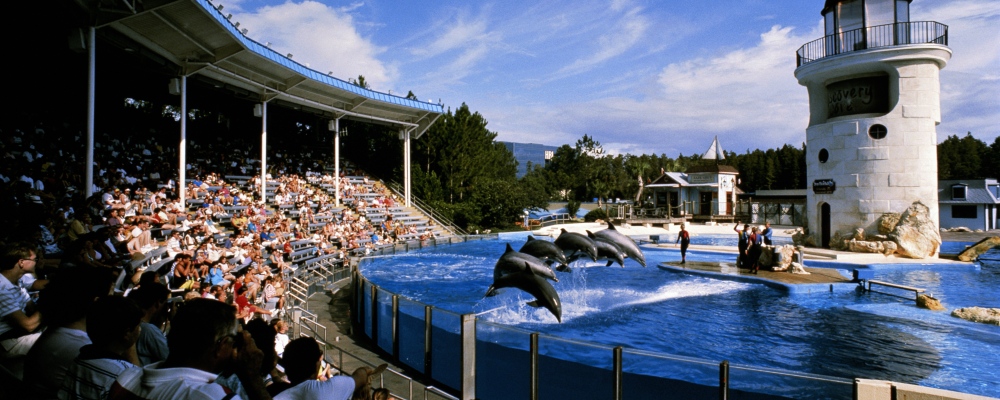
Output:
[
  {"xmin": 868, "ymin": 124, "xmax": 887, "ymax": 139},
  {"xmin": 819, "ymin": 149, "xmax": 830, "ymax": 163}
]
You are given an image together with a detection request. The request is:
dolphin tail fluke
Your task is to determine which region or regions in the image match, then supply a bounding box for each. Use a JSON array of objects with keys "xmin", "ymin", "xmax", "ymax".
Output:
[{"xmin": 484, "ymin": 285, "xmax": 500, "ymax": 298}]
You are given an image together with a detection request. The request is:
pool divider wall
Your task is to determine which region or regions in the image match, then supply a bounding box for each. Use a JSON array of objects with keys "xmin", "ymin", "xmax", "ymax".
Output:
[{"xmin": 853, "ymin": 379, "xmax": 992, "ymax": 400}]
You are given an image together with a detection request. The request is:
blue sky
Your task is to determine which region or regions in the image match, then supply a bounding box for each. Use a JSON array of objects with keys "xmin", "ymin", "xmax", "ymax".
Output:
[{"xmin": 225, "ymin": 0, "xmax": 998, "ymax": 156}]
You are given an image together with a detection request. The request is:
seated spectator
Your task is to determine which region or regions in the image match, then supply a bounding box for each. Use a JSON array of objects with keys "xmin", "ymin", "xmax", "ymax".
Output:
[
  {"xmin": 57, "ymin": 296, "xmax": 143, "ymax": 400},
  {"xmin": 0, "ymin": 243, "xmax": 44, "ymax": 379},
  {"xmin": 271, "ymin": 337, "xmax": 384, "ymax": 399},
  {"xmin": 234, "ymin": 285, "xmax": 271, "ymax": 320},
  {"xmin": 24, "ymin": 266, "xmax": 117, "ymax": 398},
  {"xmin": 128, "ymin": 282, "xmax": 171, "ymax": 366},
  {"xmin": 109, "ymin": 299, "xmax": 269, "ymax": 400}
]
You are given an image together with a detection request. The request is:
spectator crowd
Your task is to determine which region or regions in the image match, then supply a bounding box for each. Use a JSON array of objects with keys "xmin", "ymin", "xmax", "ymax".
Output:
[{"xmin": 0, "ymin": 120, "xmax": 421, "ymax": 399}]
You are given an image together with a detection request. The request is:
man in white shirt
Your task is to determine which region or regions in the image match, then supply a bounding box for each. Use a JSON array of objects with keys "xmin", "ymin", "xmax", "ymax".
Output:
[
  {"xmin": 0, "ymin": 244, "xmax": 44, "ymax": 378},
  {"xmin": 111, "ymin": 299, "xmax": 269, "ymax": 400}
]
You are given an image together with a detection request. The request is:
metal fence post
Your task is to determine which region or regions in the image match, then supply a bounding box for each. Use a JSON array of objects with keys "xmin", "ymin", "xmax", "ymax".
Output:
[
  {"xmin": 392, "ymin": 295, "xmax": 399, "ymax": 357},
  {"xmin": 370, "ymin": 286, "xmax": 378, "ymax": 347},
  {"xmin": 424, "ymin": 306, "xmax": 433, "ymax": 376},
  {"xmin": 530, "ymin": 333, "xmax": 539, "ymax": 400},
  {"xmin": 460, "ymin": 313, "xmax": 476, "ymax": 400},
  {"xmin": 613, "ymin": 346, "xmax": 623, "ymax": 400},
  {"xmin": 719, "ymin": 360, "xmax": 729, "ymax": 400}
]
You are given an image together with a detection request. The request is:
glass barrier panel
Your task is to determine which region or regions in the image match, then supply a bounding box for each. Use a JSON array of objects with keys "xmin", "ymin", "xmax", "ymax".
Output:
[
  {"xmin": 475, "ymin": 320, "xmax": 533, "ymax": 399},
  {"xmin": 429, "ymin": 308, "xmax": 462, "ymax": 391},
  {"xmin": 397, "ymin": 298, "xmax": 427, "ymax": 371},
  {"xmin": 362, "ymin": 281, "xmax": 373, "ymax": 338},
  {"xmin": 536, "ymin": 335, "xmax": 615, "ymax": 399},
  {"xmin": 729, "ymin": 363, "xmax": 853, "ymax": 400},
  {"xmin": 621, "ymin": 348, "xmax": 720, "ymax": 399},
  {"xmin": 375, "ymin": 289, "xmax": 394, "ymax": 352}
]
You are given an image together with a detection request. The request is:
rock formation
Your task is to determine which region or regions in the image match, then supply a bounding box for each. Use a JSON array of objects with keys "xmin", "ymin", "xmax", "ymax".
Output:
[
  {"xmin": 888, "ymin": 201, "xmax": 941, "ymax": 259},
  {"xmin": 916, "ymin": 294, "xmax": 945, "ymax": 311},
  {"xmin": 878, "ymin": 212, "xmax": 901, "ymax": 235},
  {"xmin": 957, "ymin": 236, "xmax": 1000, "ymax": 262},
  {"xmin": 846, "ymin": 240, "xmax": 898, "ymax": 256},
  {"xmin": 951, "ymin": 307, "xmax": 1000, "ymax": 326},
  {"xmin": 790, "ymin": 262, "xmax": 810, "ymax": 275},
  {"xmin": 771, "ymin": 245, "xmax": 795, "ymax": 271}
]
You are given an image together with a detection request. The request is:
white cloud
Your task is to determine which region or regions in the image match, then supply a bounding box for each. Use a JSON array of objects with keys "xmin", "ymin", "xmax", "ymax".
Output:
[
  {"xmin": 552, "ymin": 6, "xmax": 650, "ymax": 79},
  {"xmin": 493, "ymin": 23, "xmax": 818, "ymax": 156},
  {"xmin": 233, "ymin": 1, "xmax": 396, "ymax": 90}
]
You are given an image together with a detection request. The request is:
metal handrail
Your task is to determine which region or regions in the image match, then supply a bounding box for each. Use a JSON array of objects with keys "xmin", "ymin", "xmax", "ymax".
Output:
[
  {"xmin": 796, "ymin": 21, "xmax": 948, "ymax": 67},
  {"xmin": 386, "ymin": 180, "xmax": 468, "ymax": 236}
]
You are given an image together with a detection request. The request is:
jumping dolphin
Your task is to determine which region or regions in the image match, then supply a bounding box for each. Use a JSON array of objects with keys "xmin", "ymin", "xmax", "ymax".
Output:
[
  {"xmin": 554, "ymin": 229, "xmax": 599, "ymax": 262},
  {"xmin": 586, "ymin": 231, "xmax": 626, "ymax": 267},
  {"xmin": 484, "ymin": 262, "xmax": 563, "ymax": 323},
  {"xmin": 495, "ymin": 243, "xmax": 559, "ymax": 282},
  {"xmin": 519, "ymin": 236, "xmax": 569, "ymax": 270},
  {"xmin": 591, "ymin": 222, "xmax": 647, "ymax": 267}
]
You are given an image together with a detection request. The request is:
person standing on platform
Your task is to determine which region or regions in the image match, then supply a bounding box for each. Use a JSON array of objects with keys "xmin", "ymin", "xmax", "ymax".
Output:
[
  {"xmin": 734, "ymin": 222, "xmax": 749, "ymax": 269},
  {"xmin": 748, "ymin": 227, "xmax": 763, "ymax": 275},
  {"xmin": 762, "ymin": 222, "xmax": 773, "ymax": 246},
  {"xmin": 675, "ymin": 223, "xmax": 691, "ymax": 264}
]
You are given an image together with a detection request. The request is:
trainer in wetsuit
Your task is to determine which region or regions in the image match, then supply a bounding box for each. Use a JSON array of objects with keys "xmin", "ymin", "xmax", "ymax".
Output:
[
  {"xmin": 676, "ymin": 223, "xmax": 691, "ymax": 264},
  {"xmin": 734, "ymin": 222, "xmax": 750, "ymax": 269}
]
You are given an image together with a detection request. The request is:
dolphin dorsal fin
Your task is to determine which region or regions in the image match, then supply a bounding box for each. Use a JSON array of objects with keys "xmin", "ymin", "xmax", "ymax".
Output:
[
  {"xmin": 526, "ymin": 236, "xmax": 535, "ymax": 241},
  {"xmin": 524, "ymin": 262, "xmax": 536, "ymax": 276},
  {"xmin": 505, "ymin": 243, "xmax": 515, "ymax": 252},
  {"xmin": 586, "ymin": 231, "xmax": 596, "ymax": 238},
  {"xmin": 606, "ymin": 222, "xmax": 617, "ymax": 231}
]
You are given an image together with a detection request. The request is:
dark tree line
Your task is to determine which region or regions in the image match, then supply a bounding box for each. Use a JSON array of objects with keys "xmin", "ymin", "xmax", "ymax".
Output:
[{"xmin": 937, "ymin": 133, "xmax": 1000, "ymax": 180}]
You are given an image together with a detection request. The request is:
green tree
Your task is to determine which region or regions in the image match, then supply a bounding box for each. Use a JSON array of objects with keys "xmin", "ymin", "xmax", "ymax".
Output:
[{"xmin": 938, "ymin": 133, "xmax": 988, "ymax": 179}]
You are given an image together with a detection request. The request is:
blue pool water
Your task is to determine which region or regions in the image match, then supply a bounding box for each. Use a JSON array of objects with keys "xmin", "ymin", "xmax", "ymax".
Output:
[{"xmin": 360, "ymin": 233, "xmax": 1000, "ymax": 398}]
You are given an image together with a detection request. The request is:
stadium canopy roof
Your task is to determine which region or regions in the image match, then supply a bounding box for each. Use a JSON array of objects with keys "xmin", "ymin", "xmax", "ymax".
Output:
[{"xmin": 83, "ymin": 0, "xmax": 443, "ymax": 137}]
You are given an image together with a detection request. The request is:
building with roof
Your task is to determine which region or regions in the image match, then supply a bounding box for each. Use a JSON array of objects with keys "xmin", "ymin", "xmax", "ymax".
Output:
[
  {"xmin": 500, "ymin": 142, "xmax": 559, "ymax": 178},
  {"xmin": 643, "ymin": 163, "xmax": 740, "ymax": 222},
  {"xmin": 938, "ymin": 179, "xmax": 1000, "ymax": 231}
]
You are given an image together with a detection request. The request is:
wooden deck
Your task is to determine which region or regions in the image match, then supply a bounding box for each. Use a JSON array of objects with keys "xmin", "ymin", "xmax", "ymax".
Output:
[{"xmin": 658, "ymin": 260, "xmax": 855, "ymax": 293}]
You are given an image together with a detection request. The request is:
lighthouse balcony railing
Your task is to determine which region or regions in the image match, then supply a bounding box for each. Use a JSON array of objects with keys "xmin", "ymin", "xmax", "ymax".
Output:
[{"xmin": 796, "ymin": 21, "xmax": 948, "ymax": 67}]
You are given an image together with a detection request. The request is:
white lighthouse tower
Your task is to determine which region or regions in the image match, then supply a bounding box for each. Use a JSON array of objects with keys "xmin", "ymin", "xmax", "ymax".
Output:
[{"xmin": 794, "ymin": 0, "xmax": 950, "ymax": 248}]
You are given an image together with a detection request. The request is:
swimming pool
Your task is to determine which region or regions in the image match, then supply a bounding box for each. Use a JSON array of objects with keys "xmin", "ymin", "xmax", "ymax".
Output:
[{"xmin": 359, "ymin": 232, "xmax": 1000, "ymax": 398}]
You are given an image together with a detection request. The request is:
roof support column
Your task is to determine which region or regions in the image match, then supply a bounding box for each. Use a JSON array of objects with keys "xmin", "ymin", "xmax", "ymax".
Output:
[
  {"xmin": 402, "ymin": 129, "xmax": 411, "ymax": 207},
  {"xmin": 259, "ymin": 102, "xmax": 268, "ymax": 203},
  {"xmin": 333, "ymin": 118, "xmax": 341, "ymax": 207},
  {"xmin": 85, "ymin": 26, "xmax": 95, "ymax": 198},
  {"xmin": 179, "ymin": 76, "xmax": 188, "ymax": 204}
]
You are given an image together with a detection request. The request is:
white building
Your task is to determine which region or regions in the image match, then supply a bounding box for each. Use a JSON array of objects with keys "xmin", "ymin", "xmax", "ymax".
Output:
[
  {"xmin": 938, "ymin": 179, "xmax": 1000, "ymax": 231},
  {"xmin": 794, "ymin": 0, "xmax": 950, "ymax": 248},
  {"xmin": 644, "ymin": 164, "xmax": 740, "ymax": 221}
]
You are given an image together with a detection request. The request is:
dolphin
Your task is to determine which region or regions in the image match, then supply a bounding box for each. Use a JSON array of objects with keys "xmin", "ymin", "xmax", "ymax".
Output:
[
  {"xmin": 587, "ymin": 231, "xmax": 626, "ymax": 267},
  {"xmin": 591, "ymin": 222, "xmax": 647, "ymax": 267},
  {"xmin": 554, "ymin": 229, "xmax": 599, "ymax": 262},
  {"xmin": 484, "ymin": 262, "xmax": 562, "ymax": 323},
  {"xmin": 519, "ymin": 236, "xmax": 569, "ymax": 269},
  {"xmin": 494, "ymin": 243, "xmax": 558, "ymax": 283}
]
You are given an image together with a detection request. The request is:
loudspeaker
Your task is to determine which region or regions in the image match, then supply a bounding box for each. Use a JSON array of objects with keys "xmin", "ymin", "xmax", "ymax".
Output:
[
  {"xmin": 254, "ymin": 104, "xmax": 263, "ymax": 117},
  {"xmin": 328, "ymin": 120, "xmax": 336, "ymax": 131},
  {"xmin": 68, "ymin": 28, "xmax": 86, "ymax": 53},
  {"xmin": 168, "ymin": 79, "xmax": 181, "ymax": 95}
]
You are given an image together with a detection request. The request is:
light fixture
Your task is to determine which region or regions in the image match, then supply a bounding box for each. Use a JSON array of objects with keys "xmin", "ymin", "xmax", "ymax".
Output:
[
  {"xmin": 241, "ymin": 28, "xmax": 248, "ymax": 35},
  {"xmin": 234, "ymin": 22, "xmax": 240, "ymax": 28},
  {"xmin": 327, "ymin": 71, "xmax": 333, "ymax": 75},
  {"xmin": 287, "ymin": 53, "xmax": 293, "ymax": 58},
  {"xmin": 217, "ymin": 4, "xmax": 224, "ymax": 11},
  {"xmin": 226, "ymin": 13, "xmax": 232, "ymax": 19},
  {"xmin": 265, "ymin": 42, "xmax": 271, "ymax": 47}
]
